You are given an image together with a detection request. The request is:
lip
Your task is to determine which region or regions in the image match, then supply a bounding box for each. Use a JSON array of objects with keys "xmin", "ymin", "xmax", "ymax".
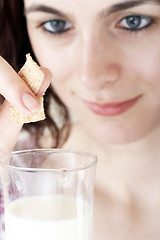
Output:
[{"xmin": 82, "ymin": 95, "xmax": 141, "ymax": 116}]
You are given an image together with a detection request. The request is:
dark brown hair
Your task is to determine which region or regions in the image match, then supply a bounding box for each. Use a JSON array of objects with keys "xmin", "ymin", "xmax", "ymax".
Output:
[{"xmin": 0, "ymin": 0, "xmax": 70, "ymax": 147}]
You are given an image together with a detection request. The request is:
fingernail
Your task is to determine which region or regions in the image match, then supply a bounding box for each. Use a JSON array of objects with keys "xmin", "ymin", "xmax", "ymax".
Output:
[{"xmin": 22, "ymin": 93, "xmax": 41, "ymax": 113}]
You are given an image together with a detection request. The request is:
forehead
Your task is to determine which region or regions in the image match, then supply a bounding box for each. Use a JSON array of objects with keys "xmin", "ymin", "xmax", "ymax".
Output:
[
  {"xmin": 24, "ymin": 0, "xmax": 160, "ymax": 6},
  {"xmin": 23, "ymin": 0, "xmax": 119, "ymax": 12},
  {"xmin": 24, "ymin": 0, "xmax": 160, "ymax": 23},
  {"xmin": 24, "ymin": 0, "xmax": 160, "ymax": 14},
  {"xmin": 24, "ymin": 0, "xmax": 121, "ymax": 5},
  {"xmin": 23, "ymin": 0, "xmax": 116, "ymax": 20}
]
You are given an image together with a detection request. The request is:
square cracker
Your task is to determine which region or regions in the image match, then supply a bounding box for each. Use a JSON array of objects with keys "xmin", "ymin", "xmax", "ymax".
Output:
[{"xmin": 10, "ymin": 54, "xmax": 45, "ymax": 123}]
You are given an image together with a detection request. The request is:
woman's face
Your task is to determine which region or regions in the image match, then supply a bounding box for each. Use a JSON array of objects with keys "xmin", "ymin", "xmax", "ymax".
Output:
[{"xmin": 24, "ymin": 0, "xmax": 160, "ymax": 144}]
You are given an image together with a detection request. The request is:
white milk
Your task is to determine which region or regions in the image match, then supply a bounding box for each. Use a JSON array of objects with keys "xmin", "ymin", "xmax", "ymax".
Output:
[{"xmin": 5, "ymin": 195, "xmax": 92, "ymax": 240}]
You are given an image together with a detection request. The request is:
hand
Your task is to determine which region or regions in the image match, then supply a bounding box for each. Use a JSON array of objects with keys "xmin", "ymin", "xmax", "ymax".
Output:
[{"xmin": 0, "ymin": 56, "xmax": 51, "ymax": 154}]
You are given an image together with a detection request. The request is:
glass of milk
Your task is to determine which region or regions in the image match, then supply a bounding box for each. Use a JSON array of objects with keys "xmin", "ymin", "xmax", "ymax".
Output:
[{"xmin": 0, "ymin": 149, "xmax": 97, "ymax": 240}]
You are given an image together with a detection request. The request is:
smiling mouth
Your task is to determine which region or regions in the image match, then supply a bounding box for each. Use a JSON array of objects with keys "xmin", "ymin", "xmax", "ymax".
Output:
[{"xmin": 82, "ymin": 95, "xmax": 142, "ymax": 116}]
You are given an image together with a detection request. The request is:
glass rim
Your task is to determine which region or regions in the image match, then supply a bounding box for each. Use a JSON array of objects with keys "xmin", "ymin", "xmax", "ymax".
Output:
[{"xmin": 0, "ymin": 148, "xmax": 98, "ymax": 173}]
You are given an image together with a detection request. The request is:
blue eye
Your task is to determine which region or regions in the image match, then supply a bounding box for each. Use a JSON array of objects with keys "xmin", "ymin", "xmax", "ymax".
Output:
[
  {"xmin": 119, "ymin": 15, "xmax": 152, "ymax": 31},
  {"xmin": 42, "ymin": 19, "xmax": 72, "ymax": 33}
]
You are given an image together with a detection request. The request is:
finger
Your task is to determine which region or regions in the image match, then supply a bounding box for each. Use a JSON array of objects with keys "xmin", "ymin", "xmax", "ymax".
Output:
[
  {"xmin": 0, "ymin": 56, "xmax": 41, "ymax": 115},
  {"xmin": 0, "ymin": 100, "xmax": 22, "ymax": 154},
  {"xmin": 37, "ymin": 67, "xmax": 51, "ymax": 96}
]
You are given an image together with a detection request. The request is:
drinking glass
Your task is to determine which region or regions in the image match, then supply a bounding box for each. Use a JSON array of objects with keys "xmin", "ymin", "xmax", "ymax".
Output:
[{"xmin": 0, "ymin": 148, "xmax": 97, "ymax": 240}]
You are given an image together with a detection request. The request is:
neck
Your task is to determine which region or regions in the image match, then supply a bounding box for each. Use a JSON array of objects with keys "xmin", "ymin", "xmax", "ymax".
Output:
[
  {"xmin": 90, "ymin": 125, "xmax": 160, "ymax": 203},
  {"xmin": 65, "ymin": 122, "xmax": 160, "ymax": 231},
  {"xmin": 64, "ymin": 121, "xmax": 160, "ymax": 179}
]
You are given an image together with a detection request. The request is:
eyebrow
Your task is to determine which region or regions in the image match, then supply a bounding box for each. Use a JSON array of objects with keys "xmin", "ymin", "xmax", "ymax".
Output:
[
  {"xmin": 25, "ymin": 4, "xmax": 72, "ymax": 19},
  {"xmin": 102, "ymin": 0, "xmax": 160, "ymax": 16},
  {"xmin": 25, "ymin": 0, "xmax": 160, "ymax": 19}
]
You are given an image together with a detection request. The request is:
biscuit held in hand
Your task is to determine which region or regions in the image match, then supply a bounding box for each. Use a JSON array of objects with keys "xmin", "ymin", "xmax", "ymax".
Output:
[{"xmin": 10, "ymin": 54, "xmax": 45, "ymax": 123}]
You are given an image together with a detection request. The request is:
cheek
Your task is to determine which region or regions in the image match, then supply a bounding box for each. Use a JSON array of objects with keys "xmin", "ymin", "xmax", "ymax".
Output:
[
  {"xmin": 27, "ymin": 32, "xmax": 75, "ymax": 85},
  {"xmin": 138, "ymin": 55, "xmax": 160, "ymax": 82},
  {"xmin": 31, "ymin": 48, "xmax": 75, "ymax": 106},
  {"xmin": 34, "ymin": 49, "xmax": 74, "ymax": 84},
  {"xmin": 122, "ymin": 46, "xmax": 160, "ymax": 99},
  {"xmin": 125, "ymin": 42, "xmax": 160, "ymax": 84}
]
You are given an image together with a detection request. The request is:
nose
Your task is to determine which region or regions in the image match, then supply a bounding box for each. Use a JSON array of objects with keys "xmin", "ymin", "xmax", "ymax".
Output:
[{"xmin": 77, "ymin": 36, "xmax": 121, "ymax": 91}]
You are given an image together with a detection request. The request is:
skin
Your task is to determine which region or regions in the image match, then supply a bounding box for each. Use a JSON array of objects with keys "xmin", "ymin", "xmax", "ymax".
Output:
[
  {"xmin": 24, "ymin": 0, "xmax": 160, "ymax": 145},
  {"xmin": 0, "ymin": 57, "xmax": 50, "ymax": 154},
  {"xmin": 1, "ymin": 0, "xmax": 160, "ymax": 239},
  {"xmin": 24, "ymin": 0, "xmax": 160, "ymax": 239}
]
